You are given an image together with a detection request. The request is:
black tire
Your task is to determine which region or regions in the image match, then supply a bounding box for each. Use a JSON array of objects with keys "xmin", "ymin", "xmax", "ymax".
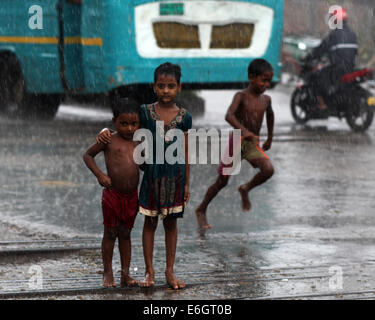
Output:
[
  {"xmin": 0, "ymin": 52, "xmax": 22, "ymax": 114},
  {"xmin": 0, "ymin": 52, "xmax": 60, "ymax": 119},
  {"xmin": 345, "ymin": 93, "xmax": 374, "ymax": 132},
  {"xmin": 109, "ymin": 85, "xmax": 156, "ymax": 112},
  {"xmin": 175, "ymin": 90, "xmax": 205, "ymax": 116},
  {"xmin": 290, "ymin": 87, "xmax": 310, "ymax": 124},
  {"xmin": 19, "ymin": 93, "xmax": 61, "ymax": 120}
]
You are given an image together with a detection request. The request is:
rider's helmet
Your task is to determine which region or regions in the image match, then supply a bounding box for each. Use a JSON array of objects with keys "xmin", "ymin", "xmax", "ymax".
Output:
[{"xmin": 329, "ymin": 7, "xmax": 348, "ymax": 21}]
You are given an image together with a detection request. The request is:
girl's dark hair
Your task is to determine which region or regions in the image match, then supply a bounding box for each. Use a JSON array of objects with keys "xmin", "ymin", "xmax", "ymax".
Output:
[
  {"xmin": 248, "ymin": 58, "xmax": 273, "ymax": 77},
  {"xmin": 112, "ymin": 97, "xmax": 140, "ymax": 118},
  {"xmin": 154, "ymin": 62, "xmax": 181, "ymax": 84}
]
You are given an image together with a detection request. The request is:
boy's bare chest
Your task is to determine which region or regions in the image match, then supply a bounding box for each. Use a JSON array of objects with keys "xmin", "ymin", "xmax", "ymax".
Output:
[
  {"xmin": 240, "ymin": 99, "xmax": 267, "ymax": 119},
  {"xmin": 106, "ymin": 140, "xmax": 135, "ymax": 161}
]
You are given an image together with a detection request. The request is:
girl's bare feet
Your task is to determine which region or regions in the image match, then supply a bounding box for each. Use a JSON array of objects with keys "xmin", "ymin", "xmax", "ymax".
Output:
[
  {"xmin": 103, "ymin": 271, "xmax": 117, "ymax": 288},
  {"xmin": 195, "ymin": 208, "xmax": 212, "ymax": 229},
  {"xmin": 120, "ymin": 273, "xmax": 139, "ymax": 287},
  {"xmin": 238, "ymin": 185, "xmax": 251, "ymax": 211},
  {"xmin": 165, "ymin": 271, "xmax": 185, "ymax": 290},
  {"xmin": 140, "ymin": 272, "xmax": 155, "ymax": 288}
]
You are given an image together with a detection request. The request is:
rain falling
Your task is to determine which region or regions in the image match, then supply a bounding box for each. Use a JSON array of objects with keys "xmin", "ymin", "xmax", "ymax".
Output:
[{"xmin": 0, "ymin": 0, "xmax": 375, "ymax": 305}]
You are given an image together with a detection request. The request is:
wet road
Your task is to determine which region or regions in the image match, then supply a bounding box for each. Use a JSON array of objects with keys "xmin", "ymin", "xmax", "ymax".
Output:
[{"xmin": 1, "ymin": 84, "xmax": 375, "ymax": 299}]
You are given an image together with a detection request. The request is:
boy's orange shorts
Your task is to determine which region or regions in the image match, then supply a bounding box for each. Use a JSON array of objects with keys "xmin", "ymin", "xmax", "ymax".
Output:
[
  {"xmin": 218, "ymin": 132, "xmax": 268, "ymax": 176},
  {"xmin": 101, "ymin": 188, "xmax": 138, "ymax": 229}
]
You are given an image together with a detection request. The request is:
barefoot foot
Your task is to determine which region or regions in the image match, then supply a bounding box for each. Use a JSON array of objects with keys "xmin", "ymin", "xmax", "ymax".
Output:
[
  {"xmin": 195, "ymin": 208, "xmax": 212, "ymax": 229},
  {"xmin": 102, "ymin": 271, "xmax": 117, "ymax": 288},
  {"xmin": 238, "ymin": 185, "xmax": 251, "ymax": 211},
  {"xmin": 140, "ymin": 272, "xmax": 155, "ymax": 288},
  {"xmin": 165, "ymin": 271, "xmax": 185, "ymax": 290},
  {"xmin": 121, "ymin": 273, "xmax": 139, "ymax": 287}
]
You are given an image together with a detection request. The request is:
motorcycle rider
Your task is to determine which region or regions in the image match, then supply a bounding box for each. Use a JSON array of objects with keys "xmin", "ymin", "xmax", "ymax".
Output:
[{"xmin": 306, "ymin": 7, "xmax": 358, "ymax": 110}]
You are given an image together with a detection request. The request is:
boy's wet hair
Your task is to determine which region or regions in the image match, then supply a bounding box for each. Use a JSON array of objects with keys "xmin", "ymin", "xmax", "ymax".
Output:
[
  {"xmin": 248, "ymin": 59, "xmax": 273, "ymax": 77},
  {"xmin": 154, "ymin": 62, "xmax": 181, "ymax": 84},
  {"xmin": 112, "ymin": 97, "xmax": 140, "ymax": 118}
]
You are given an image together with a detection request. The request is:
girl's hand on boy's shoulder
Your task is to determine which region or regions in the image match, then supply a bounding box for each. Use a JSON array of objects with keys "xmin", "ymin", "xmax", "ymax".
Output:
[
  {"xmin": 96, "ymin": 128, "xmax": 112, "ymax": 144},
  {"xmin": 98, "ymin": 174, "xmax": 112, "ymax": 188},
  {"xmin": 184, "ymin": 185, "xmax": 190, "ymax": 204}
]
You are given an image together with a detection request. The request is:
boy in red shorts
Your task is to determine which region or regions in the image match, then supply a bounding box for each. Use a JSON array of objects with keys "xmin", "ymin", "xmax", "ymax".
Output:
[
  {"xmin": 195, "ymin": 59, "xmax": 275, "ymax": 230},
  {"xmin": 83, "ymin": 98, "xmax": 140, "ymax": 288}
]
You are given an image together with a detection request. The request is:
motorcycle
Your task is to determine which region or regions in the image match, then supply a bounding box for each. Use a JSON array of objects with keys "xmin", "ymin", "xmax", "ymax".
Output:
[{"xmin": 290, "ymin": 58, "xmax": 375, "ymax": 132}]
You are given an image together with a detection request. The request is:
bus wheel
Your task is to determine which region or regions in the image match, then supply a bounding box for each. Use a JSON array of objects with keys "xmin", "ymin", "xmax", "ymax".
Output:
[
  {"xmin": 19, "ymin": 93, "xmax": 61, "ymax": 120},
  {"xmin": 109, "ymin": 85, "xmax": 156, "ymax": 110},
  {"xmin": 0, "ymin": 53, "xmax": 22, "ymax": 115},
  {"xmin": 0, "ymin": 53, "xmax": 60, "ymax": 119}
]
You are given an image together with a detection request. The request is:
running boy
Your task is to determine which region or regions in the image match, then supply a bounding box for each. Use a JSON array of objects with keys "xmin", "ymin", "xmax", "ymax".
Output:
[
  {"xmin": 83, "ymin": 98, "xmax": 140, "ymax": 288},
  {"xmin": 195, "ymin": 58, "xmax": 275, "ymax": 229}
]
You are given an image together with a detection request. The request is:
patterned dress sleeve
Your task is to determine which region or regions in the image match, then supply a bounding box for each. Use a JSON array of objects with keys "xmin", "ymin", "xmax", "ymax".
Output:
[
  {"xmin": 139, "ymin": 104, "xmax": 148, "ymax": 129},
  {"xmin": 181, "ymin": 110, "xmax": 192, "ymax": 132}
]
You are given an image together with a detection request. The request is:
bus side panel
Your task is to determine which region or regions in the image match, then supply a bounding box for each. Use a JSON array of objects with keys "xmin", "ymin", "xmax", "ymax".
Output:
[
  {"xmin": 267, "ymin": 0, "xmax": 283, "ymax": 82},
  {"xmin": 80, "ymin": 0, "xmax": 106, "ymax": 93},
  {"xmin": 63, "ymin": 1, "xmax": 84, "ymax": 90},
  {"xmin": 101, "ymin": 1, "xmax": 139, "ymax": 91},
  {"xmin": 102, "ymin": 0, "xmax": 283, "ymax": 89},
  {"xmin": 0, "ymin": 1, "xmax": 63, "ymax": 93}
]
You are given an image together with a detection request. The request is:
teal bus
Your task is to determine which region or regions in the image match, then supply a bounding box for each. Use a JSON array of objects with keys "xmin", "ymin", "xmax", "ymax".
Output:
[{"xmin": 0, "ymin": 0, "xmax": 283, "ymax": 118}]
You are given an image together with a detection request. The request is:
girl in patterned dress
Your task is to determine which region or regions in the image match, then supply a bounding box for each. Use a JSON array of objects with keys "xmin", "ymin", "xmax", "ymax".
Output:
[{"xmin": 138, "ymin": 63, "xmax": 192, "ymax": 289}]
